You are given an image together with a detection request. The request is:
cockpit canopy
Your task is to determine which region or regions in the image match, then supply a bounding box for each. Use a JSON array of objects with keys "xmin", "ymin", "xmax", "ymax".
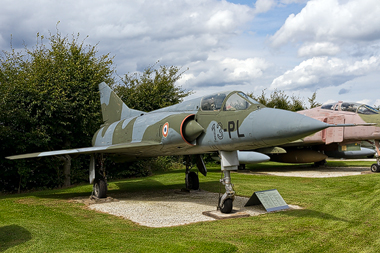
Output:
[
  {"xmin": 201, "ymin": 91, "xmax": 259, "ymax": 111},
  {"xmin": 153, "ymin": 91, "xmax": 261, "ymax": 113},
  {"xmin": 321, "ymin": 102, "xmax": 379, "ymax": 115}
]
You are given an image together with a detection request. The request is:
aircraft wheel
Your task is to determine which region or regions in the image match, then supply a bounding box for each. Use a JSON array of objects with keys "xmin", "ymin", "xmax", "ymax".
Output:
[
  {"xmin": 93, "ymin": 178, "xmax": 107, "ymax": 198},
  {"xmin": 314, "ymin": 159, "xmax": 326, "ymax": 167},
  {"xmin": 220, "ymin": 198, "xmax": 233, "ymax": 214},
  {"xmin": 186, "ymin": 171, "xmax": 199, "ymax": 190},
  {"xmin": 371, "ymin": 164, "xmax": 380, "ymax": 173}
]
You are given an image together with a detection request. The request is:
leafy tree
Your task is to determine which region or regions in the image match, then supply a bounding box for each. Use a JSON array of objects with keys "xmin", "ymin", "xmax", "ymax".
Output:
[
  {"xmin": 0, "ymin": 31, "xmax": 114, "ymax": 191},
  {"xmin": 249, "ymin": 89, "xmax": 306, "ymax": 111},
  {"xmin": 115, "ymin": 62, "xmax": 191, "ymax": 111},
  {"xmin": 308, "ymin": 91, "xmax": 322, "ymax": 108},
  {"xmin": 249, "ymin": 89, "xmax": 322, "ymax": 111}
]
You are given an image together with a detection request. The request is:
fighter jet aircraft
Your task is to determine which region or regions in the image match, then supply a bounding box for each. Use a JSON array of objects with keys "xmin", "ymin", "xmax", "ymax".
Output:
[
  {"xmin": 246, "ymin": 101, "xmax": 380, "ymax": 172},
  {"xmin": 6, "ymin": 82, "xmax": 347, "ymax": 213}
]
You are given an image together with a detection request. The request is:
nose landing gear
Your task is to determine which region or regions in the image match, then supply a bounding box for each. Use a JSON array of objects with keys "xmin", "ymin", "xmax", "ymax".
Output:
[
  {"xmin": 218, "ymin": 150, "xmax": 239, "ymax": 214},
  {"xmin": 219, "ymin": 170, "xmax": 235, "ymax": 213}
]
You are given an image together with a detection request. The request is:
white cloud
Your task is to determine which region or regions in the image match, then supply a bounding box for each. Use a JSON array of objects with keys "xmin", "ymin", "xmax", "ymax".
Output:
[
  {"xmin": 178, "ymin": 57, "xmax": 270, "ymax": 88},
  {"xmin": 0, "ymin": 0, "xmax": 254, "ymax": 71},
  {"xmin": 270, "ymin": 56, "xmax": 380, "ymax": 90},
  {"xmin": 298, "ymin": 42, "xmax": 340, "ymax": 57},
  {"xmin": 322, "ymin": 99, "xmax": 336, "ymax": 105},
  {"xmin": 271, "ymin": 0, "xmax": 380, "ymax": 48},
  {"xmin": 254, "ymin": 0, "xmax": 276, "ymax": 14},
  {"xmin": 374, "ymin": 99, "xmax": 380, "ymax": 107},
  {"xmin": 280, "ymin": 0, "xmax": 308, "ymax": 4},
  {"xmin": 221, "ymin": 57, "xmax": 269, "ymax": 80},
  {"xmin": 357, "ymin": 99, "xmax": 371, "ymax": 105},
  {"xmin": 207, "ymin": 10, "xmax": 237, "ymax": 31},
  {"xmin": 1, "ymin": 0, "xmax": 379, "ymax": 106}
]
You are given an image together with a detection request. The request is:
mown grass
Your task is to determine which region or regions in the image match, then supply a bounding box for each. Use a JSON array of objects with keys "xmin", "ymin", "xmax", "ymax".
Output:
[{"xmin": 1, "ymin": 160, "xmax": 380, "ymax": 252}]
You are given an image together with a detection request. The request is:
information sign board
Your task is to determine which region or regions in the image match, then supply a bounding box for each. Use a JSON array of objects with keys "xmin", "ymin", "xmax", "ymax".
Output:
[{"xmin": 245, "ymin": 189, "xmax": 289, "ymax": 212}]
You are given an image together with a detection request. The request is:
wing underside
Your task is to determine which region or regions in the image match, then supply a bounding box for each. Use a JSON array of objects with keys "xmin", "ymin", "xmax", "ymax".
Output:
[{"xmin": 5, "ymin": 141, "xmax": 162, "ymax": 160}]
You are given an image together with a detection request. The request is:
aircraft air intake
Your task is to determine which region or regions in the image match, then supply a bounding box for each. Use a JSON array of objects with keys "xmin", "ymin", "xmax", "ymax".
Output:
[
  {"xmin": 181, "ymin": 115, "xmax": 204, "ymax": 144},
  {"xmin": 182, "ymin": 120, "xmax": 204, "ymax": 142}
]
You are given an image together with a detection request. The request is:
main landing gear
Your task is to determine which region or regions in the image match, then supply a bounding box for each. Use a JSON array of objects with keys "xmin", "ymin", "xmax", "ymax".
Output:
[
  {"xmin": 90, "ymin": 154, "xmax": 108, "ymax": 198},
  {"xmin": 184, "ymin": 155, "xmax": 207, "ymax": 190},
  {"xmin": 371, "ymin": 140, "xmax": 380, "ymax": 173},
  {"xmin": 93, "ymin": 178, "xmax": 107, "ymax": 198},
  {"xmin": 371, "ymin": 163, "xmax": 380, "ymax": 172}
]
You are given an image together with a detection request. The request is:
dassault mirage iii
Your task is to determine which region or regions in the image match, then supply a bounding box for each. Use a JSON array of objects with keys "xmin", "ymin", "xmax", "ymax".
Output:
[{"xmin": 6, "ymin": 82, "xmax": 346, "ymax": 213}]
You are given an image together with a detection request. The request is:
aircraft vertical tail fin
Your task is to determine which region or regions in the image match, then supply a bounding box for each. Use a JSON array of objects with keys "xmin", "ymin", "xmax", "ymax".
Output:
[{"xmin": 99, "ymin": 82, "xmax": 145, "ymax": 124}]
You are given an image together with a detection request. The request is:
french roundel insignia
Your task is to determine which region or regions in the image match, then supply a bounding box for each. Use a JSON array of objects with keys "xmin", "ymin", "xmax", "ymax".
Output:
[{"xmin": 162, "ymin": 122, "xmax": 169, "ymax": 138}]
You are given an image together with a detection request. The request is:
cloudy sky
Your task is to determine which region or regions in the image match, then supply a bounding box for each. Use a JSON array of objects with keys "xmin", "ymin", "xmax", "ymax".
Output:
[{"xmin": 1, "ymin": 0, "xmax": 379, "ymax": 107}]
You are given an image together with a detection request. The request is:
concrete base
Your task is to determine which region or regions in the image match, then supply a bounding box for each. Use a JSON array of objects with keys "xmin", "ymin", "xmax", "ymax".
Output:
[{"xmin": 202, "ymin": 210, "xmax": 250, "ymax": 220}]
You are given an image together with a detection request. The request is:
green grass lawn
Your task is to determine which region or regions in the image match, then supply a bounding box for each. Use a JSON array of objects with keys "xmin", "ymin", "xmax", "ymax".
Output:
[{"xmin": 1, "ymin": 160, "xmax": 380, "ymax": 252}]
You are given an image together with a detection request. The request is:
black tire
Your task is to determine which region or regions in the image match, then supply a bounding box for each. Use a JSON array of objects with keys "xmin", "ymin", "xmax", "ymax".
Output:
[
  {"xmin": 220, "ymin": 198, "xmax": 233, "ymax": 214},
  {"xmin": 94, "ymin": 178, "xmax": 107, "ymax": 198},
  {"xmin": 314, "ymin": 159, "xmax": 326, "ymax": 167},
  {"xmin": 371, "ymin": 164, "xmax": 380, "ymax": 173},
  {"xmin": 186, "ymin": 171, "xmax": 199, "ymax": 190}
]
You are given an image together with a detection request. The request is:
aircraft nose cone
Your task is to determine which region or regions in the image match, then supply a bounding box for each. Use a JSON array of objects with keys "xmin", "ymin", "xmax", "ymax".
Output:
[{"xmin": 250, "ymin": 108, "xmax": 329, "ymax": 145}]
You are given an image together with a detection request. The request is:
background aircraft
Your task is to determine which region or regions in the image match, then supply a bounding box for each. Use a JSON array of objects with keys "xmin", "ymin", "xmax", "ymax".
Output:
[
  {"xmin": 7, "ymin": 83, "xmax": 345, "ymax": 213},
  {"xmin": 242, "ymin": 101, "xmax": 380, "ymax": 172}
]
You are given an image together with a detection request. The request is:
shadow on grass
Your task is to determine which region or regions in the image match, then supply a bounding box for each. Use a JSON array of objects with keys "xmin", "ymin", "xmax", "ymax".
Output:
[
  {"xmin": 0, "ymin": 225, "xmax": 31, "ymax": 252},
  {"xmin": 25, "ymin": 178, "xmax": 193, "ymax": 201},
  {"xmin": 282, "ymin": 209, "xmax": 349, "ymax": 222},
  {"xmin": 0, "ymin": 166, "xmax": 224, "ymax": 202},
  {"xmin": 111, "ymin": 179, "xmax": 186, "ymax": 194}
]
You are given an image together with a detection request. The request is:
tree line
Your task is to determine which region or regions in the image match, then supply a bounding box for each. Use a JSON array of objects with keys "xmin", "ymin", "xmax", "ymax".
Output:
[{"xmin": 1, "ymin": 31, "xmax": 323, "ymax": 193}]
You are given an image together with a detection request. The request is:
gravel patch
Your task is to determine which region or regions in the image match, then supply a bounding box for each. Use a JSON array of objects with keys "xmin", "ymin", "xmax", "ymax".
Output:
[
  {"xmin": 238, "ymin": 166, "xmax": 372, "ymax": 178},
  {"xmin": 74, "ymin": 189, "xmax": 300, "ymax": 227}
]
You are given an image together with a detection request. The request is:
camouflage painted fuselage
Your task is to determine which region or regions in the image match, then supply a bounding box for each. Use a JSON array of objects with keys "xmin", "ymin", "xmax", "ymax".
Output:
[{"xmin": 91, "ymin": 83, "xmax": 330, "ymax": 161}]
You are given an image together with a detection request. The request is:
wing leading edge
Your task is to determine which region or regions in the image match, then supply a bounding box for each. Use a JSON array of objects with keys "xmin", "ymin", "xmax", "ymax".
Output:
[{"xmin": 5, "ymin": 141, "xmax": 162, "ymax": 160}]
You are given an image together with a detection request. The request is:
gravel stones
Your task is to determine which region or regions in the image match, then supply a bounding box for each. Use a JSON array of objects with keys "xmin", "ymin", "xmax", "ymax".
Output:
[
  {"xmin": 84, "ymin": 189, "xmax": 281, "ymax": 227},
  {"xmin": 239, "ymin": 166, "xmax": 371, "ymax": 178}
]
